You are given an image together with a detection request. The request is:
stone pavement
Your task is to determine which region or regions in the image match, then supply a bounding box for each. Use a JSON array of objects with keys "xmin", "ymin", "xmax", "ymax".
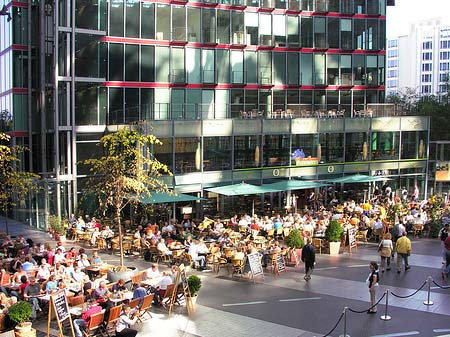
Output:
[{"xmin": 1, "ymin": 217, "xmax": 449, "ymax": 337}]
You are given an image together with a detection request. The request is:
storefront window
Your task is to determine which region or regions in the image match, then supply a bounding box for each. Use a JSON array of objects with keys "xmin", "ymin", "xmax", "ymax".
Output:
[
  {"xmin": 346, "ymin": 132, "xmax": 369, "ymax": 162},
  {"xmin": 263, "ymin": 135, "xmax": 290, "ymax": 167},
  {"xmin": 204, "ymin": 137, "xmax": 232, "ymax": 171},
  {"xmin": 371, "ymin": 131, "xmax": 400, "ymax": 160},
  {"xmin": 319, "ymin": 133, "xmax": 344, "ymax": 163},
  {"xmin": 234, "ymin": 135, "xmax": 260, "ymax": 168},
  {"xmin": 174, "ymin": 137, "xmax": 201, "ymax": 174},
  {"xmin": 401, "ymin": 131, "xmax": 427, "ymax": 159},
  {"xmin": 153, "ymin": 137, "xmax": 173, "ymax": 173}
]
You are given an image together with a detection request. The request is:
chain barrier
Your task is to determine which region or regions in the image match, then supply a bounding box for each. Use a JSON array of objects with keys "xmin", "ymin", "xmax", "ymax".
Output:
[
  {"xmin": 391, "ymin": 280, "xmax": 427, "ymax": 298},
  {"xmin": 320, "ymin": 276, "xmax": 445, "ymax": 336},
  {"xmin": 348, "ymin": 291, "xmax": 386, "ymax": 313},
  {"xmin": 432, "ymin": 279, "xmax": 450, "ymax": 289},
  {"xmin": 322, "ymin": 310, "xmax": 345, "ymax": 337}
]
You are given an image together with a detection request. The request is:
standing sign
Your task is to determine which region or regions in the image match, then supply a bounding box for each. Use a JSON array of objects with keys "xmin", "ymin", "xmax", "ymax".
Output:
[
  {"xmin": 275, "ymin": 253, "xmax": 286, "ymax": 275},
  {"xmin": 47, "ymin": 290, "xmax": 75, "ymax": 337},
  {"xmin": 178, "ymin": 264, "xmax": 194, "ymax": 316},
  {"xmin": 247, "ymin": 253, "xmax": 264, "ymax": 282},
  {"xmin": 347, "ymin": 228, "xmax": 357, "ymax": 253}
]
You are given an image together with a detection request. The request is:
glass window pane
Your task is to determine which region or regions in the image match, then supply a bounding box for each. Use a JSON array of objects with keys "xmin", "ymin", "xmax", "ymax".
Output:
[
  {"xmin": 314, "ymin": 17, "xmax": 326, "ymax": 48},
  {"xmin": 273, "ymin": 15, "xmax": 286, "ymax": 47},
  {"xmin": 327, "ymin": 54, "xmax": 339, "ymax": 85},
  {"xmin": 259, "ymin": 14, "xmax": 272, "ymax": 46},
  {"xmin": 175, "ymin": 137, "xmax": 201, "ymax": 173},
  {"xmin": 231, "ymin": 50, "xmax": 244, "ymax": 83},
  {"xmin": 76, "ymin": 0, "xmax": 104, "ymax": 30},
  {"xmin": 156, "ymin": 4, "xmax": 170, "ymax": 40},
  {"xmin": 204, "ymin": 137, "xmax": 232, "ymax": 171},
  {"xmin": 245, "ymin": 12, "xmax": 258, "ymax": 45},
  {"xmin": 328, "ymin": 17, "xmax": 339, "ymax": 49},
  {"xmin": 231, "ymin": 11, "xmax": 244, "ymax": 44},
  {"xmin": 75, "ymin": 83, "xmax": 101, "ymax": 125},
  {"xmin": 234, "ymin": 136, "xmax": 260, "ymax": 168},
  {"xmin": 202, "ymin": 9, "xmax": 216, "ymax": 44},
  {"xmin": 217, "ymin": 49, "xmax": 230, "ymax": 83},
  {"xmin": 301, "ymin": 16, "xmax": 313, "ymax": 48},
  {"xmin": 202, "ymin": 49, "xmax": 215, "ymax": 84},
  {"xmin": 186, "ymin": 47, "xmax": 200, "ymax": 83},
  {"xmin": 108, "ymin": 87, "xmax": 123, "ymax": 124},
  {"xmin": 125, "ymin": 0, "xmax": 139, "ymax": 38},
  {"xmin": 287, "ymin": 16, "xmax": 299, "ymax": 47},
  {"xmin": 76, "ymin": 34, "xmax": 106, "ymax": 78},
  {"xmin": 217, "ymin": 10, "xmax": 230, "ymax": 44},
  {"xmin": 172, "ymin": 6, "xmax": 186, "ymax": 41},
  {"xmin": 287, "ymin": 53, "xmax": 299, "ymax": 85},
  {"xmin": 340, "ymin": 18, "xmax": 352, "ymax": 50},
  {"xmin": 245, "ymin": 51, "xmax": 257, "ymax": 84},
  {"xmin": 141, "ymin": 88, "xmax": 154, "ymax": 120},
  {"xmin": 367, "ymin": 19, "xmax": 378, "ymax": 50},
  {"xmin": 171, "ymin": 48, "xmax": 185, "ymax": 83},
  {"xmin": 141, "ymin": 3, "xmax": 155, "ymax": 39},
  {"xmin": 259, "ymin": 51, "xmax": 272, "ymax": 84},
  {"xmin": 274, "ymin": 52, "xmax": 286, "ymax": 85},
  {"xmin": 354, "ymin": 19, "xmax": 366, "ymax": 50},
  {"xmin": 187, "ymin": 8, "xmax": 201, "ymax": 42},
  {"xmin": 125, "ymin": 44, "xmax": 139, "ymax": 81},
  {"xmin": 110, "ymin": 0, "xmax": 124, "ymax": 37},
  {"xmin": 353, "ymin": 54, "xmax": 365, "ymax": 85},
  {"xmin": 109, "ymin": 43, "xmax": 124, "ymax": 81},
  {"xmin": 124, "ymin": 88, "xmax": 139, "ymax": 122},
  {"xmin": 300, "ymin": 53, "xmax": 312, "ymax": 85},
  {"xmin": 155, "ymin": 47, "xmax": 170, "ymax": 82},
  {"xmin": 141, "ymin": 45, "xmax": 155, "ymax": 82},
  {"xmin": 314, "ymin": 53, "xmax": 325, "ymax": 85}
]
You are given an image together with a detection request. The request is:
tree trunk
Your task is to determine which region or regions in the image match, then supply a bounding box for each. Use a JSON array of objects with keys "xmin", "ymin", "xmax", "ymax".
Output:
[{"xmin": 116, "ymin": 209, "xmax": 124, "ymax": 268}]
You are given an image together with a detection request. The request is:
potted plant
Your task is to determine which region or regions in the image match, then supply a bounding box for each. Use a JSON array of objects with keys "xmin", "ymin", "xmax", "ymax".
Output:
[
  {"xmin": 47, "ymin": 215, "xmax": 67, "ymax": 242},
  {"xmin": 7, "ymin": 301, "xmax": 33, "ymax": 336},
  {"xmin": 187, "ymin": 274, "xmax": 202, "ymax": 304},
  {"xmin": 285, "ymin": 229, "xmax": 304, "ymax": 265},
  {"xmin": 325, "ymin": 220, "xmax": 344, "ymax": 255}
]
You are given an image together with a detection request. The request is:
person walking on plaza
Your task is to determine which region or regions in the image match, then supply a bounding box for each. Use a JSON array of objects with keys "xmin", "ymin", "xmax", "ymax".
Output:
[
  {"xmin": 301, "ymin": 237, "xmax": 315, "ymax": 281},
  {"xmin": 378, "ymin": 233, "xmax": 393, "ymax": 272},
  {"xmin": 396, "ymin": 231, "xmax": 411, "ymax": 273},
  {"xmin": 439, "ymin": 224, "xmax": 449, "ymax": 264},
  {"xmin": 366, "ymin": 261, "xmax": 379, "ymax": 314}
]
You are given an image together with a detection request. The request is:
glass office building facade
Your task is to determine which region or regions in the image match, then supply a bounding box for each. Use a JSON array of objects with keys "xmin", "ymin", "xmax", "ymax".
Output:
[{"xmin": 0, "ymin": 0, "xmax": 429, "ymax": 226}]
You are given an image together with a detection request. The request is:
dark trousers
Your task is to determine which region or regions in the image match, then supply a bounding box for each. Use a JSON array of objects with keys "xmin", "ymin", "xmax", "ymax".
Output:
[
  {"xmin": 116, "ymin": 328, "xmax": 138, "ymax": 337},
  {"xmin": 304, "ymin": 261, "xmax": 314, "ymax": 278}
]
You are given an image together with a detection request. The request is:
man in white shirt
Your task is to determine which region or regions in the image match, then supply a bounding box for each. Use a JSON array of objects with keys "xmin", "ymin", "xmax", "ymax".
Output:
[
  {"xmin": 145, "ymin": 264, "xmax": 160, "ymax": 280},
  {"xmin": 188, "ymin": 240, "xmax": 206, "ymax": 270}
]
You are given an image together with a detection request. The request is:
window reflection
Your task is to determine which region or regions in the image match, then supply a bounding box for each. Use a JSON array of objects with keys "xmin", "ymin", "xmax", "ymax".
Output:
[{"xmin": 204, "ymin": 137, "xmax": 232, "ymax": 171}]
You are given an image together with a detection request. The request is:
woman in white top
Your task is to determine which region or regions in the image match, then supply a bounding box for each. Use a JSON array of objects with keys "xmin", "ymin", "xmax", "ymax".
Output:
[
  {"xmin": 378, "ymin": 233, "xmax": 393, "ymax": 272},
  {"xmin": 116, "ymin": 305, "xmax": 138, "ymax": 337},
  {"xmin": 36, "ymin": 259, "xmax": 51, "ymax": 281}
]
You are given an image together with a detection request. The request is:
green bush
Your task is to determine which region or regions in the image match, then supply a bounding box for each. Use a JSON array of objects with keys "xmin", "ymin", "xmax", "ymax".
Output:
[
  {"xmin": 8, "ymin": 301, "xmax": 32, "ymax": 325},
  {"xmin": 326, "ymin": 220, "xmax": 344, "ymax": 242},
  {"xmin": 187, "ymin": 275, "xmax": 202, "ymax": 296},
  {"xmin": 285, "ymin": 229, "xmax": 305, "ymax": 248},
  {"xmin": 48, "ymin": 215, "xmax": 67, "ymax": 235}
]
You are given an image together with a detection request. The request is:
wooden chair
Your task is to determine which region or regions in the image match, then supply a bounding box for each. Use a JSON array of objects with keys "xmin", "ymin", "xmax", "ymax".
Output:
[
  {"xmin": 135, "ymin": 293, "xmax": 154, "ymax": 322},
  {"xmin": 172, "ymin": 249, "xmax": 185, "ymax": 265},
  {"xmin": 355, "ymin": 229, "xmax": 368, "ymax": 244},
  {"xmin": 275, "ymin": 227, "xmax": 283, "ymax": 240},
  {"xmin": 266, "ymin": 229, "xmax": 275, "ymax": 240},
  {"xmin": 96, "ymin": 237, "xmax": 107, "ymax": 250},
  {"xmin": 231, "ymin": 252, "xmax": 245, "ymax": 277},
  {"xmin": 160, "ymin": 283, "xmax": 178, "ymax": 313},
  {"xmin": 131, "ymin": 272, "xmax": 142, "ymax": 286},
  {"xmin": 102, "ymin": 304, "xmax": 122, "ymax": 337},
  {"xmin": 68, "ymin": 295, "xmax": 85, "ymax": 307},
  {"xmin": 128, "ymin": 298, "xmax": 140, "ymax": 311},
  {"xmin": 312, "ymin": 238, "xmax": 324, "ymax": 254},
  {"xmin": 283, "ymin": 227, "xmax": 291, "ymax": 239},
  {"xmin": 413, "ymin": 224, "xmax": 424, "ymax": 238},
  {"xmin": 83, "ymin": 310, "xmax": 105, "ymax": 337}
]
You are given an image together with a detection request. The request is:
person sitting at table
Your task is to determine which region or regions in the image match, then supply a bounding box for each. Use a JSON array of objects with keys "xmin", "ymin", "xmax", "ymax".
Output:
[
  {"xmin": 35, "ymin": 262, "xmax": 50, "ymax": 283},
  {"xmin": 72, "ymin": 266, "xmax": 86, "ymax": 284},
  {"xmin": 21, "ymin": 256, "xmax": 35, "ymax": 274},
  {"xmin": 217, "ymin": 232, "xmax": 231, "ymax": 247},
  {"xmin": 73, "ymin": 298, "xmax": 102, "ymax": 337},
  {"xmin": 145, "ymin": 264, "xmax": 160, "ymax": 280},
  {"xmin": 116, "ymin": 305, "xmax": 138, "ymax": 337},
  {"xmin": 0, "ymin": 269, "xmax": 11, "ymax": 295},
  {"xmin": 112, "ymin": 279, "xmax": 127, "ymax": 293},
  {"xmin": 24, "ymin": 276, "xmax": 44, "ymax": 321},
  {"xmin": 262, "ymin": 241, "xmax": 281, "ymax": 268},
  {"xmin": 53, "ymin": 248, "xmax": 66, "ymax": 265},
  {"xmin": 78, "ymin": 254, "xmax": 91, "ymax": 269},
  {"xmin": 12, "ymin": 265, "xmax": 27, "ymax": 285},
  {"xmin": 157, "ymin": 238, "xmax": 172, "ymax": 257},
  {"xmin": 75, "ymin": 216, "xmax": 85, "ymax": 231},
  {"xmin": 152, "ymin": 271, "xmax": 173, "ymax": 305},
  {"xmin": 65, "ymin": 247, "xmax": 78, "ymax": 260},
  {"xmin": 89, "ymin": 251, "xmax": 102, "ymax": 266},
  {"xmin": 93, "ymin": 281, "xmax": 112, "ymax": 310},
  {"xmin": 188, "ymin": 240, "xmax": 207, "ymax": 271},
  {"xmin": 131, "ymin": 283, "xmax": 146, "ymax": 306},
  {"xmin": 45, "ymin": 274, "xmax": 58, "ymax": 293},
  {"xmin": 54, "ymin": 262, "xmax": 66, "ymax": 280}
]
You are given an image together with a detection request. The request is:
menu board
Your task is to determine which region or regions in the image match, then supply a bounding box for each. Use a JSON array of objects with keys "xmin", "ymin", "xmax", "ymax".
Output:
[
  {"xmin": 276, "ymin": 254, "xmax": 286, "ymax": 274},
  {"xmin": 247, "ymin": 253, "xmax": 263, "ymax": 278},
  {"xmin": 52, "ymin": 291, "xmax": 70, "ymax": 323}
]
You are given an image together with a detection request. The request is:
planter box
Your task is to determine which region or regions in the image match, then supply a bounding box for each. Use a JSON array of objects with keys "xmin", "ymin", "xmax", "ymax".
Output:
[{"xmin": 329, "ymin": 242, "xmax": 341, "ymax": 255}]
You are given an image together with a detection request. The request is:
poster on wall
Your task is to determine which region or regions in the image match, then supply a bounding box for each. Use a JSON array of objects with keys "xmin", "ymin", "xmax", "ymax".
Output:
[{"xmin": 436, "ymin": 162, "xmax": 450, "ymax": 181}]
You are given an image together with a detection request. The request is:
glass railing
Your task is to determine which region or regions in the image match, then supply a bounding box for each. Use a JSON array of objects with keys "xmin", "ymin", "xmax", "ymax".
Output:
[{"xmin": 107, "ymin": 103, "xmax": 407, "ymax": 123}]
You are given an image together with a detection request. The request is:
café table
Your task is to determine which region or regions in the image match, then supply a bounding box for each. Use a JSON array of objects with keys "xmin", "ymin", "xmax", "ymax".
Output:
[
  {"xmin": 69, "ymin": 304, "xmax": 86, "ymax": 317},
  {"xmin": 141, "ymin": 276, "xmax": 164, "ymax": 289},
  {"xmin": 108, "ymin": 290, "xmax": 133, "ymax": 305}
]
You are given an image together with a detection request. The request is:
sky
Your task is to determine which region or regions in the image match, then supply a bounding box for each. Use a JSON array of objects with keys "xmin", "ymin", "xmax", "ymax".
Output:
[{"xmin": 386, "ymin": 0, "xmax": 450, "ymax": 37}]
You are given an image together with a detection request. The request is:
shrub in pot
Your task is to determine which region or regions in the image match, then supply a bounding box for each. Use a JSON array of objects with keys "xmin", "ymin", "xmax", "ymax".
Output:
[
  {"xmin": 187, "ymin": 275, "xmax": 202, "ymax": 297},
  {"xmin": 325, "ymin": 220, "xmax": 344, "ymax": 255},
  {"xmin": 8, "ymin": 301, "xmax": 32, "ymax": 331},
  {"xmin": 285, "ymin": 229, "xmax": 305, "ymax": 264}
]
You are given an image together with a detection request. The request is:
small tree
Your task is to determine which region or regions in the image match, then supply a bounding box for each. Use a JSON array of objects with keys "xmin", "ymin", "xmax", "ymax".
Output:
[
  {"xmin": 187, "ymin": 275, "xmax": 202, "ymax": 297},
  {"xmin": 285, "ymin": 229, "xmax": 305, "ymax": 249},
  {"xmin": 325, "ymin": 220, "xmax": 343, "ymax": 242},
  {"xmin": 0, "ymin": 133, "xmax": 40, "ymax": 234},
  {"xmin": 82, "ymin": 124, "xmax": 172, "ymax": 269},
  {"xmin": 8, "ymin": 301, "xmax": 32, "ymax": 326}
]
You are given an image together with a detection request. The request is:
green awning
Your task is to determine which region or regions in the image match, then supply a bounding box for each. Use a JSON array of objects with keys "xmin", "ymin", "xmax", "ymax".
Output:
[
  {"xmin": 326, "ymin": 174, "xmax": 391, "ymax": 184},
  {"xmin": 262, "ymin": 180, "xmax": 329, "ymax": 191},
  {"xmin": 140, "ymin": 192, "xmax": 203, "ymax": 204},
  {"xmin": 205, "ymin": 182, "xmax": 278, "ymax": 196}
]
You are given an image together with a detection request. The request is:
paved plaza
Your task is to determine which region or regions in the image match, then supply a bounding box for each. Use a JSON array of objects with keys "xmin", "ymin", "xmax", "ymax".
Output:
[{"xmin": 1, "ymin": 217, "xmax": 449, "ymax": 337}]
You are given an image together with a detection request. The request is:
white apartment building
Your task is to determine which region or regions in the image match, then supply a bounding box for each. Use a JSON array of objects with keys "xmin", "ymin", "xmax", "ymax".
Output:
[{"xmin": 386, "ymin": 17, "xmax": 450, "ymax": 98}]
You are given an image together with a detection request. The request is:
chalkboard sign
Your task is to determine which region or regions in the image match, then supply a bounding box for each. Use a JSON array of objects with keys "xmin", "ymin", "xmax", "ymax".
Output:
[
  {"xmin": 178, "ymin": 264, "xmax": 194, "ymax": 316},
  {"xmin": 247, "ymin": 253, "xmax": 264, "ymax": 280},
  {"xmin": 347, "ymin": 228, "xmax": 357, "ymax": 252},
  {"xmin": 275, "ymin": 254, "xmax": 286, "ymax": 274},
  {"xmin": 52, "ymin": 291, "xmax": 69, "ymax": 322},
  {"xmin": 48, "ymin": 290, "xmax": 75, "ymax": 337},
  {"xmin": 180, "ymin": 268, "xmax": 188, "ymax": 290}
]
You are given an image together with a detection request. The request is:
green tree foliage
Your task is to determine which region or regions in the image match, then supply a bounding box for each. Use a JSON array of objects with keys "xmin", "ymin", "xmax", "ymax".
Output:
[
  {"xmin": 82, "ymin": 125, "xmax": 172, "ymax": 268},
  {"xmin": 0, "ymin": 133, "xmax": 39, "ymax": 233}
]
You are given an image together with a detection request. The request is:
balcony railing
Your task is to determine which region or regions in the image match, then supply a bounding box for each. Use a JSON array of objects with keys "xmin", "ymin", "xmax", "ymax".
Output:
[{"xmin": 107, "ymin": 103, "xmax": 408, "ymax": 123}]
